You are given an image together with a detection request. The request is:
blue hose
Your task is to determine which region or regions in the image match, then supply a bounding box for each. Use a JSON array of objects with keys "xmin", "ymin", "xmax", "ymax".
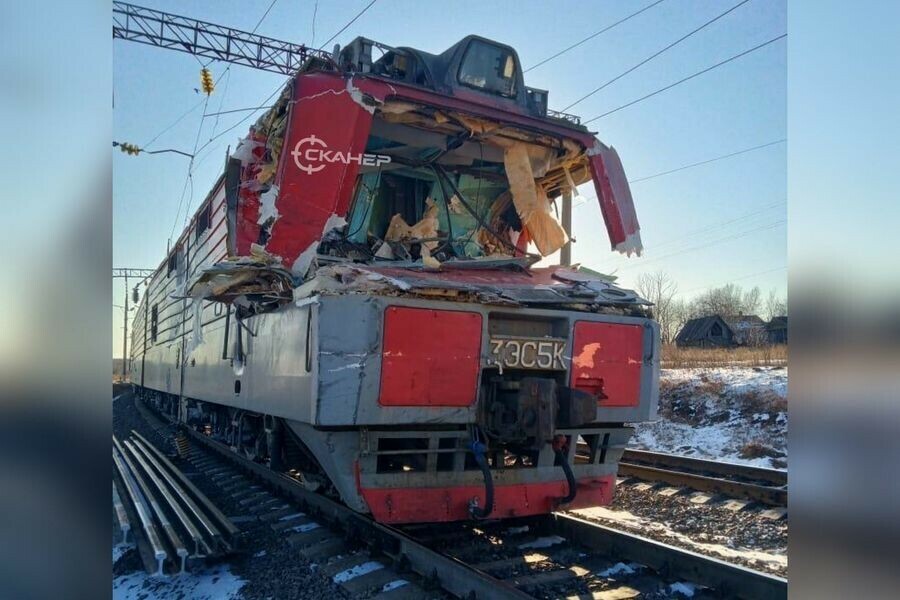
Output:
[{"xmin": 469, "ymin": 441, "xmax": 494, "ymax": 519}]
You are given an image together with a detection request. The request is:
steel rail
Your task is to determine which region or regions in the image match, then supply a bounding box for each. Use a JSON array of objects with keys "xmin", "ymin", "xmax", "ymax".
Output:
[
  {"xmin": 123, "ymin": 438, "xmax": 211, "ymax": 557},
  {"xmin": 113, "ymin": 444, "xmax": 167, "ymax": 574},
  {"xmin": 177, "ymin": 420, "xmax": 533, "ymax": 600},
  {"xmin": 618, "ymin": 450, "xmax": 787, "ymax": 506},
  {"xmin": 127, "ymin": 435, "xmax": 225, "ymax": 552},
  {"xmin": 622, "ymin": 449, "xmax": 787, "ymax": 486},
  {"xmin": 618, "ymin": 463, "xmax": 787, "ymax": 506},
  {"xmin": 548, "ymin": 513, "xmax": 788, "ymax": 600},
  {"xmin": 131, "ymin": 429, "xmax": 240, "ymax": 541}
]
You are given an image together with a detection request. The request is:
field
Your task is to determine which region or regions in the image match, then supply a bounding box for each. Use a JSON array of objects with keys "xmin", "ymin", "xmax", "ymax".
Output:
[{"xmin": 660, "ymin": 344, "xmax": 787, "ymax": 369}]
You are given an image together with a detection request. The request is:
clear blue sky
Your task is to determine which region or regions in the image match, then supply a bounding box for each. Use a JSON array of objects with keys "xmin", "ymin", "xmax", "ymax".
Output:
[{"xmin": 113, "ymin": 0, "xmax": 787, "ymax": 356}]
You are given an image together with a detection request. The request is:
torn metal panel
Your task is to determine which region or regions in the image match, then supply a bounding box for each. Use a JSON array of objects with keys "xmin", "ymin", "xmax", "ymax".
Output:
[{"xmin": 587, "ymin": 140, "xmax": 643, "ymax": 256}]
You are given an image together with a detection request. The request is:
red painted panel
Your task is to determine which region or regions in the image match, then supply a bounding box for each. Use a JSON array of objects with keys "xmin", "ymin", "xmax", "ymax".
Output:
[
  {"xmin": 236, "ymin": 73, "xmax": 377, "ymax": 268},
  {"xmin": 570, "ymin": 322, "xmax": 643, "ymax": 407},
  {"xmin": 361, "ymin": 475, "xmax": 615, "ymax": 523},
  {"xmin": 588, "ymin": 141, "xmax": 642, "ymax": 255},
  {"xmin": 379, "ymin": 307, "xmax": 482, "ymax": 407}
]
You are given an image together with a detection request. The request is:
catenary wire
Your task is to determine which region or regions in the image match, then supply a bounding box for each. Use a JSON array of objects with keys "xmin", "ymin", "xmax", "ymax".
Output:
[
  {"xmin": 583, "ymin": 34, "xmax": 787, "ymax": 124},
  {"xmin": 319, "ymin": 0, "xmax": 379, "ymax": 51},
  {"xmin": 561, "ymin": 0, "xmax": 754, "ymax": 112},
  {"xmin": 524, "ymin": 0, "xmax": 669, "ymax": 73}
]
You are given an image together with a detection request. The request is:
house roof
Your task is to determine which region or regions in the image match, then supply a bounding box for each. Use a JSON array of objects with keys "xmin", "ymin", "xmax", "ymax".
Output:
[
  {"xmin": 767, "ymin": 316, "xmax": 788, "ymax": 330},
  {"xmin": 675, "ymin": 315, "xmax": 732, "ymax": 343}
]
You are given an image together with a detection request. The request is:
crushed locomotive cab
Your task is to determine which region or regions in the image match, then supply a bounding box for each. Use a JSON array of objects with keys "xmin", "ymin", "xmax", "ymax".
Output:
[{"xmin": 132, "ymin": 34, "xmax": 658, "ymax": 524}]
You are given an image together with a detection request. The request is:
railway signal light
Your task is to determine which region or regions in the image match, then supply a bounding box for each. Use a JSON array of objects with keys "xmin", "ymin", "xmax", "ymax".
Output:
[{"xmin": 200, "ymin": 67, "xmax": 215, "ymax": 95}]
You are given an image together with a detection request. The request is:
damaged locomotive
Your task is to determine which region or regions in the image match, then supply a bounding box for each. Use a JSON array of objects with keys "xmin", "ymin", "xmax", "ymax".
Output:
[{"xmin": 130, "ymin": 35, "xmax": 659, "ymax": 523}]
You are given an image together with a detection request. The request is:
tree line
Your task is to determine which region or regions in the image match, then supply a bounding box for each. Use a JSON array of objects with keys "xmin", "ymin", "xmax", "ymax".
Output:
[{"xmin": 633, "ymin": 271, "xmax": 787, "ymax": 344}]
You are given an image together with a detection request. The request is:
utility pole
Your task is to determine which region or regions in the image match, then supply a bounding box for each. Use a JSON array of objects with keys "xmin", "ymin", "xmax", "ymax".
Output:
[
  {"xmin": 113, "ymin": 268, "xmax": 154, "ymax": 381},
  {"xmin": 560, "ymin": 191, "xmax": 572, "ymax": 266}
]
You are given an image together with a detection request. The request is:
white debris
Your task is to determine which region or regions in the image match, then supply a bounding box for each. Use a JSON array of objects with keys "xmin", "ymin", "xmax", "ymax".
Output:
[
  {"xmin": 517, "ymin": 535, "xmax": 566, "ymax": 549},
  {"xmin": 613, "ymin": 229, "xmax": 643, "ymax": 257},
  {"xmin": 257, "ymin": 184, "xmax": 280, "ymax": 226},
  {"xmin": 505, "ymin": 525, "xmax": 530, "ymax": 535},
  {"xmin": 231, "ymin": 138, "xmax": 262, "ymax": 164},
  {"xmin": 333, "ymin": 561, "xmax": 384, "ymax": 583},
  {"xmin": 253, "ymin": 550, "xmax": 267, "ymax": 558},
  {"xmin": 290, "ymin": 242, "xmax": 320, "ymax": 278},
  {"xmin": 345, "ymin": 77, "xmax": 377, "ymax": 114}
]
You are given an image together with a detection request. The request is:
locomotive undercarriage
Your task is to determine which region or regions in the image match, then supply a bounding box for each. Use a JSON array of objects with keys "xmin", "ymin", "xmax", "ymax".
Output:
[{"xmin": 135, "ymin": 364, "xmax": 634, "ymax": 523}]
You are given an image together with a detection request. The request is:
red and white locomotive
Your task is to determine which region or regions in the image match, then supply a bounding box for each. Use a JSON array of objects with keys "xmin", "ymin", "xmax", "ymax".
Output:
[{"xmin": 130, "ymin": 35, "xmax": 658, "ymax": 524}]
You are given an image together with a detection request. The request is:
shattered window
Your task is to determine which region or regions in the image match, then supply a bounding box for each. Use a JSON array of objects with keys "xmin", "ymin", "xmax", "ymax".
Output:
[
  {"xmin": 458, "ymin": 40, "xmax": 517, "ymax": 98},
  {"xmin": 345, "ymin": 165, "xmax": 509, "ymax": 261}
]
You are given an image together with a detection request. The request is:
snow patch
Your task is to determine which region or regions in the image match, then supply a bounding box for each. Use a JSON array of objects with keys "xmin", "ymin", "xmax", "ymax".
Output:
[
  {"xmin": 670, "ymin": 582, "xmax": 700, "ymax": 597},
  {"xmin": 381, "ymin": 579, "xmax": 409, "ymax": 592},
  {"xmin": 517, "ymin": 535, "xmax": 566, "ymax": 549},
  {"xmin": 598, "ymin": 562, "xmax": 637, "ymax": 577},
  {"xmin": 113, "ymin": 564, "xmax": 245, "ymax": 600},
  {"xmin": 333, "ymin": 561, "xmax": 384, "ymax": 583},
  {"xmin": 287, "ymin": 522, "xmax": 320, "ymax": 534}
]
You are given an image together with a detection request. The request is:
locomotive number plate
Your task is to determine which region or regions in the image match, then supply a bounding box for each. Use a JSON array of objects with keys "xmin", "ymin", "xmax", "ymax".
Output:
[{"xmin": 489, "ymin": 336, "xmax": 566, "ymax": 370}]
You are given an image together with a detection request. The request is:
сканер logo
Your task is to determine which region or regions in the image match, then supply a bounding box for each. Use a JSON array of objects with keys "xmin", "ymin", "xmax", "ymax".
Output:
[{"xmin": 291, "ymin": 135, "xmax": 391, "ymax": 175}]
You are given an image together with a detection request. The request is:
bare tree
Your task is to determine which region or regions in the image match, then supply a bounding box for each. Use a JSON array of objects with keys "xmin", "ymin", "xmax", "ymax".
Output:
[
  {"xmin": 742, "ymin": 286, "xmax": 762, "ymax": 316},
  {"xmin": 636, "ymin": 271, "xmax": 679, "ymax": 343},
  {"xmin": 764, "ymin": 288, "xmax": 787, "ymax": 320}
]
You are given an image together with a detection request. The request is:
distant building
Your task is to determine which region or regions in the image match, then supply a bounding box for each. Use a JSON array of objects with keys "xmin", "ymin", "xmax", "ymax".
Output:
[
  {"xmin": 725, "ymin": 315, "xmax": 767, "ymax": 346},
  {"xmin": 675, "ymin": 315, "xmax": 735, "ymax": 348},
  {"xmin": 675, "ymin": 314, "xmax": 774, "ymax": 347},
  {"xmin": 767, "ymin": 316, "xmax": 788, "ymax": 344}
]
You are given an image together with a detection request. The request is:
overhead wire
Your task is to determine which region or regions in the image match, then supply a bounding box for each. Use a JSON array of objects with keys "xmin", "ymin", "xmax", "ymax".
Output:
[
  {"xmin": 319, "ymin": 0, "xmax": 379, "ymax": 50},
  {"xmin": 524, "ymin": 0, "xmax": 669, "ymax": 73},
  {"xmin": 614, "ymin": 219, "xmax": 786, "ymax": 271},
  {"xmin": 573, "ymin": 138, "xmax": 786, "ymax": 210},
  {"xmin": 168, "ymin": 0, "xmax": 282, "ymax": 242},
  {"xmin": 583, "ymin": 34, "xmax": 787, "ymax": 124},
  {"xmin": 628, "ymin": 138, "xmax": 786, "ymax": 184},
  {"xmin": 561, "ymin": 0, "xmax": 754, "ymax": 111},
  {"xmin": 679, "ymin": 265, "xmax": 786, "ymax": 295}
]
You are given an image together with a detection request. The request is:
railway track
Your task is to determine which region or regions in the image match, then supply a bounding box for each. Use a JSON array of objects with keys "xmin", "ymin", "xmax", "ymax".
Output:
[
  {"xmin": 618, "ymin": 449, "xmax": 788, "ymax": 507},
  {"xmin": 121, "ymin": 394, "xmax": 786, "ymax": 599}
]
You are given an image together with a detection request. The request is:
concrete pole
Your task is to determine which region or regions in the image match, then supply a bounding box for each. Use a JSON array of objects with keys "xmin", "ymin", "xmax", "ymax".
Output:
[{"xmin": 560, "ymin": 191, "xmax": 572, "ymax": 266}]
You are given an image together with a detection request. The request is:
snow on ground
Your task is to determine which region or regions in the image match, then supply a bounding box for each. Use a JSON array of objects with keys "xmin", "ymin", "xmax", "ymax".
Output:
[
  {"xmin": 631, "ymin": 366, "xmax": 787, "ymax": 468},
  {"xmin": 575, "ymin": 506, "xmax": 788, "ymax": 572},
  {"xmin": 113, "ymin": 563, "xmax": 245, "ymax": 600}
]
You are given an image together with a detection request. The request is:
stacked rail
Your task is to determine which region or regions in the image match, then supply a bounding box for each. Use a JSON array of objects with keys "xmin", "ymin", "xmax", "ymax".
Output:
[{"xmin": 112, "ymin": 431, "xmax": 239, "ymax": 575}]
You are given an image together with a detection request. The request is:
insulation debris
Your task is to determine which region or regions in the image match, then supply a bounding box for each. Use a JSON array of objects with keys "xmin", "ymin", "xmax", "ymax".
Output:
[
  {"xmin": 503, "ymin": 143, "xmax": 568, "ymax": 256},
  {"xmin": 384, "ymin": 198, "xmax": 440, "ymax": 262},
  {"xmin": 181, "ymin": 255, "xmax": 294, "ymax": 312}
]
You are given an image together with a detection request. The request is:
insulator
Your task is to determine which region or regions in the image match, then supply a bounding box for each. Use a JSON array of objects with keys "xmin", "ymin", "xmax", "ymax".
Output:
[
  {"xmin": 200, "ymin": 68, "xmax": 215, "ymax": 95},
  {"xmin": 118, "ymin": 142, "xmax": 141, "ymax": 156}
]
